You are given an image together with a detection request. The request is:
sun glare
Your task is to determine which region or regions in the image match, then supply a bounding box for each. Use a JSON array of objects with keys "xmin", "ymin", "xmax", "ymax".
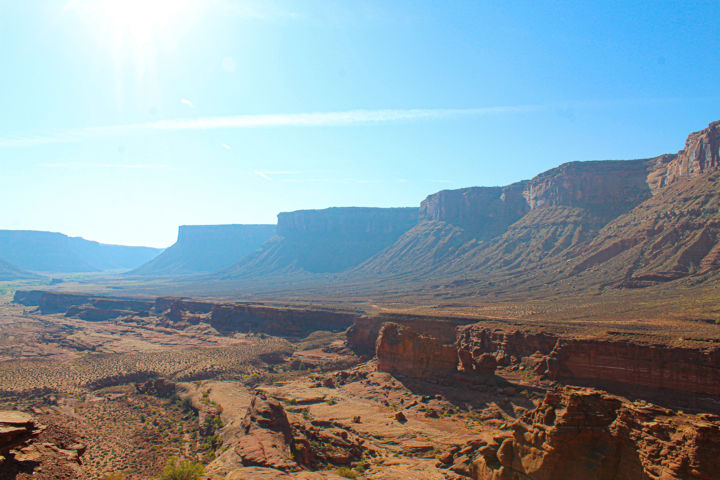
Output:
[{"xmin": 68, "ymin": 0, "xmax": 202, "ymax": 75}]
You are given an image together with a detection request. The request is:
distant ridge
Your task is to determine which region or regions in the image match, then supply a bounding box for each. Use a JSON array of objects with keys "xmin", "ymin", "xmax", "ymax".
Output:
[
  {"xmin": 0, "ymin": 230, "xmax": 162, "ymax": 273},
  {"xmin": 351, "ymin": 120, "xmax": 720, "ymax": 291},
  {"xmin": 131, "ymin": 224, "xmax": 276, "ymax": 276},
  {"xmin": 198, "ymin": 119, "xmax": 720, "ymax": 296}
]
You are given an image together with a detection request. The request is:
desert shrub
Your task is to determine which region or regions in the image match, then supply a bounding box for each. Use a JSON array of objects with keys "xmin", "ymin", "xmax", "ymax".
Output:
[
  {"xmin": 158, "ymin": 458, "xmax": 204, "ymax": 480},
  {"xmin": 336, "ymin": 467, "xmax": 358, "ymax": 479}
]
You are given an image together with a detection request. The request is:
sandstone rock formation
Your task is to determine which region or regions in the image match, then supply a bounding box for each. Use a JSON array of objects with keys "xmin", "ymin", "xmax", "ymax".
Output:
[
  {"xmin": 470, "ymin": 386, "xmax": 720, "ymax": 480},
  {"xmin": 131, "ymin": 224, "xmax": 276, "ymax": 276},
  {"xmin": 375, "ymin": 323, "xmax": 459, "ymax": 378}
]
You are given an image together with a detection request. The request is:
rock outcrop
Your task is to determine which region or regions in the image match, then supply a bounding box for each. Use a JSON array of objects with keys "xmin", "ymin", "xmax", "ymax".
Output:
[
  {"xmin": 211, "ymin": 394, "xmax": 366, "ymax": 476},
  {"xmin": 0, "ymin": 411, "xmax": 84, "ymax": 477},
  {"xmin": 131, "ymin": 224, "xmax": 276, "ymax": 276},
  {"xmin": 0, "ymin": 411, "xmax": 38, "ymax": 458},
  {"xmin": 375, "ymin": 323, "xmax": 460, "ymax": 378},
  {"xmin": 234, "ymin": 396, "xmax": 298, "ymax": 472},
  {"xmin": 14, "ymin": 290, "xmax": 154, "ymax": 315},
  {"xmin": 471, "ymin": 386, "xmax": 720, "ymax": 480}
]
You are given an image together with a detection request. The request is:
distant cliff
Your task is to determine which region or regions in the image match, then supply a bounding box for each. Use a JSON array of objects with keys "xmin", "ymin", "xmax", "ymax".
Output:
[
  {"xmin": 131, "ymin": 224, "xmax": 276, "ymax": 276},
  {"xmin": 221, "ymin": 207, "xmax": 419, "ymax": 276},
  {"xmin": 419, "ymin": 182, "xmax": 529, "ymax": 240},
  {"xmin": 0, "ymin": 230, "xmax": 161, "ymax": 273},
  {"xmin": 358, "ymin": 158, "xmax": 654, "ymax": 276},
  {"xmin": 365, "ymin": 120, "xmax": 720, "ymax": 290},
  {"xmin": 419, "ymin": 159, "xmax": 652, "ymax": 232}
]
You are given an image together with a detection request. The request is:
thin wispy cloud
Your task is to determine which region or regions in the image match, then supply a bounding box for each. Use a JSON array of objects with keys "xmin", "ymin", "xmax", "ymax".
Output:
[
  {"xmin": 180, "ymin": 98, "xmax": 194, "ymax": 108},
  {"xmin": 0, "ymin": 106, "xmax": 538, "ymax": 148},
  {"xmin": 0, "ymin": 98, "xmax": 690, "ymax": 149},
  {"xmin": 40, "ymin": 162, "xmax": 168, "ymax": 169},
  {"xmin": 254, "ymin": 170, "xmax": 273, "ymax": 181},
  {"xmin": 221, "ymin": 143, "xmax": 231, "ymax": 150}
]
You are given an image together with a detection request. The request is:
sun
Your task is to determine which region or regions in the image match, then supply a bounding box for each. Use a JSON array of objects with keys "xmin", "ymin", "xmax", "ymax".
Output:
[{"xmin": 67, "ymin": 0, "xmax": 202, "ymax": 74}]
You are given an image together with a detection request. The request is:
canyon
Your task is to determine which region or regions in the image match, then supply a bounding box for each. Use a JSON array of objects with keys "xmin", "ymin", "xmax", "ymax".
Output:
[
  {"xmin": 2, "ymin": 120, "xmax": 720, "ymax": 479},
  {"xmin": 4, "ymin": 289, "xmax": 719, "ymax": 479}
]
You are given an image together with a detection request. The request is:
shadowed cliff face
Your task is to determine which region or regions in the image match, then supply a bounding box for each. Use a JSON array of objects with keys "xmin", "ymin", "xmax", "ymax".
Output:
[
  {"xmin": 222, "ymin": 207, "xmax": 419, "ymax": 275},
  {"xmin": 419, "ymin": 182, "xmax": 529, "ymax": 240},
  {"xmin": 131, "ymin": 224, "xmax": 276, "ymax": 276}
]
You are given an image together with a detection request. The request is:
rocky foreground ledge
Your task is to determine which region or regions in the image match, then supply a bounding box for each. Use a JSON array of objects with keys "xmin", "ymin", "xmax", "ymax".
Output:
[{"xmin": 0, "ymin": 410, "xmax": 85, "ymax": 479}]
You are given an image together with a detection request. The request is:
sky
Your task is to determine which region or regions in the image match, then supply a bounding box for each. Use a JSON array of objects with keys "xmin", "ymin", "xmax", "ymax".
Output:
[{"xmin": 1, "ymin": 0, "xmax": 720, "ymax": 248}]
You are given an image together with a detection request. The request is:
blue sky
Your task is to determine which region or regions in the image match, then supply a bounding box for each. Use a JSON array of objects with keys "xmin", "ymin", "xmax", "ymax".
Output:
[{"xmin": 2, "ymin": 0, "xmax": 719, "ymax": 247}]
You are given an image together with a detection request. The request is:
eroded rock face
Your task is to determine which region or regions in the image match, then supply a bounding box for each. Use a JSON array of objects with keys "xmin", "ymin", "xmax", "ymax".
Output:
[
  {"xmin": 376, "ymin": 323, "xmax": 459, "ymax": 378},
  {"xmin": 546, "ymin": 338, "xmax": 720, "ymax": 400},
  {"xmin": 472, "ymin": 386, "xmax": 720, "ymax": 480},
  {"xmin": 222, "ymin": 207, "xmax": 420, "ymax": 275},
  {"xmin": 653, "ymin": 120, "xmax": 720, "ymax": 189}
]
